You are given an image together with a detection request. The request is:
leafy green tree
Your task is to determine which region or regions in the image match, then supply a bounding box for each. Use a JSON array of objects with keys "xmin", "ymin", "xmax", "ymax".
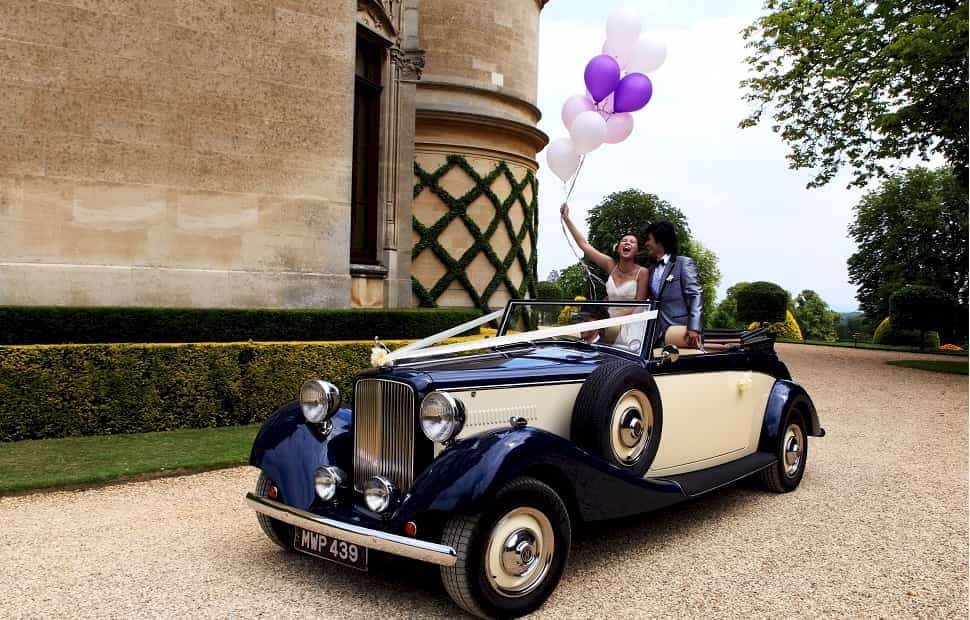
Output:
[
  {"xmin": 847, "ymin": 167, "xmax": 968, "ymax": 329},
  {"xmin": 835, "ymin": 312, "xmax": 874, "ymax": 341},
  {"xmin": 792, "ymin": 290, "xmax": 841, "ymax": 341},
  {"xmin": 555, "ymin": 263, "xmax": 593, "ymax": 300},
  {"xmin": 740, "ymin": 1, "xmax": 969, "ymax": 188},
  {"xmin": 710, "ymin": 282, "xmax": 751, "ymax": 329},
  {"xmin": 575, "ymin": 189, "xmax": 720, "ymax": 322}
]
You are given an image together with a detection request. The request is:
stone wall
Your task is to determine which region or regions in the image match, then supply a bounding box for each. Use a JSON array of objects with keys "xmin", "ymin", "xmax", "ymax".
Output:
[{"xmin": 0, "ymin": 0, "xmax": 356, "ymax": 308}]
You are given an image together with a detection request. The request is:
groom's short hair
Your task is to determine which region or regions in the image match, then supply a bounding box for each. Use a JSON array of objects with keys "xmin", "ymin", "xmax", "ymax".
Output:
[{"xmin": 645, "ymin": 221, "xmax": 679, "ymax": 255}]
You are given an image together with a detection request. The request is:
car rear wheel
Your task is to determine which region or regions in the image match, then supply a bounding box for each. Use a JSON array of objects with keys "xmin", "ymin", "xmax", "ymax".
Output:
[
  {"xmin": 254, "ymin": 472, "xmax": 293, "ymax": 550},
  {"xmin": 440, "ymin": 477, "xmax": 571, "ymax": 619},
  {"xmin": 757, "ymin": 409, "xmax": 808, "ymax": 493},
  {"xmin": 571, "ymin": 359, "xmax": 663, "ymax": 477}
]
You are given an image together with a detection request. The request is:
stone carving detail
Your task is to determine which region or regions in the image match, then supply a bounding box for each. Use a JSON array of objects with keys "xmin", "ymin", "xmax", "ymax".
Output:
[
  {"xmin": 390, "ymin": 47, "xmax": 425, "ymax": 80},
  {"xmin": 358, "ymin": 0, "xmax": 398, "ymax": 40}
]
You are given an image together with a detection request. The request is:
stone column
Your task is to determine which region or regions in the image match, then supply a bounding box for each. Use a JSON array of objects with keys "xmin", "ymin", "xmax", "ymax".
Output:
[{"xmin": 412, "ymin": 0, "xmax": 550, "ymax": 312}]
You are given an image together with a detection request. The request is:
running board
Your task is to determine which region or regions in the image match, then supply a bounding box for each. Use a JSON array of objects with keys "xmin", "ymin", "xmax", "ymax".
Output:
[{"xmin": 655, "ymin": 452, "xmax": 777, "ymax": 497}]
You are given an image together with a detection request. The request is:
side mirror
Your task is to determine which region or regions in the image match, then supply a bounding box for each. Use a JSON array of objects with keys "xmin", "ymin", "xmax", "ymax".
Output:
[{"xmin": 661, "ymin": 344, "xmax": 680, "ymax": 364}]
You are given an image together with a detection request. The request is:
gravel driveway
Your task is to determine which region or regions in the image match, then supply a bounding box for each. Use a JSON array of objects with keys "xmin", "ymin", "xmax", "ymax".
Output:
[{"xmin": 1, "ymin": 344, "xmax": 966, "ymax": 618}]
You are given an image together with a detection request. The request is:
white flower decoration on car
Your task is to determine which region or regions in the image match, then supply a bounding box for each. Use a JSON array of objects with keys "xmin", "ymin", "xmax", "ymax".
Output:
[{"xmin": 370, "ymin": 338, "xmax": 392, "ymax": 368}]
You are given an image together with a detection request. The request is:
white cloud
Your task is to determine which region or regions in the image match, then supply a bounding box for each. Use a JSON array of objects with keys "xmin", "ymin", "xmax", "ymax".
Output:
[{"xmin": 535, "ymin": 8, "xmax": 867, "ymax": 309}]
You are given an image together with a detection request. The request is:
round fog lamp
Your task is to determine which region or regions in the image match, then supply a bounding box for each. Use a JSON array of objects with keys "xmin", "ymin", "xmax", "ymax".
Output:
[
  {"xmin": 420, "ymin": 392, "xmax": 465, "ymax": 443},
  {"xmin": 363, "ymin": 476, "xmax": 395, "ymax": 513},
  {"xmin": 300, "ymin": 379, "xmax": 340, "ymax": 423},
  {"xmin": 314, "ymin": 466, "xmax": 346, "ymax": 502}
]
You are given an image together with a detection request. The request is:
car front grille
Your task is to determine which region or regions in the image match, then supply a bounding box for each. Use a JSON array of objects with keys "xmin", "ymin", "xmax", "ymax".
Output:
[{"xmin": 353, "ymin": 379, "xmax": 416, "ymax": 493}]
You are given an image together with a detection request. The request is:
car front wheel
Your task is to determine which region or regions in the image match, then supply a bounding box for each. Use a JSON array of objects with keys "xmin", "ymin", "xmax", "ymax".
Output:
[
  {"xmin": 440, "ymin": 477, "xmax": 571, "ymax": 619},
  {"xmin": 254, "ymin": 472, "xmax": 293, "ymax": 550}
]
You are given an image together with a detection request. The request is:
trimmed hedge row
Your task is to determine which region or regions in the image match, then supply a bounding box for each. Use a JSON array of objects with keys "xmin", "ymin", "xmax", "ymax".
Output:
[
  {"xmin": 0, "ymin": 306, "xmax": 481, "ymax": 345},
  {"xmin": 0, "ymin": 339, "xmax": 471, "ymax": 442}
]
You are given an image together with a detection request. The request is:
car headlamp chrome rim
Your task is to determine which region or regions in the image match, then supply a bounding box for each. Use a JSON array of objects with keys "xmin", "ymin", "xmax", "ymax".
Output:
[
  {"xmin": 299, "ymin": 379, "xmax": 340, "ymax": 424},
  {"xmin": 420, "ymin": 392, "xmax": 465, "ymax": 443},
  {"xmin": 313, "ymin": 466, "xmax": 346, "ymax": 502},
  {"xmin": 363, "ymin": 476, "xmax": 395, "ymax": 513}
]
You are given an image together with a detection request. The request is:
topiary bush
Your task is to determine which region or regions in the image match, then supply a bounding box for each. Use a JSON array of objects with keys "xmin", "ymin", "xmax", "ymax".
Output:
[
  {"xmin": 890, "ymin": 286, "xmax": 954, "ymax": 349},
  {"xmin": 736, "ymin": 281, "xmax": 789, "ymax": 325},
  {"xmin": 748, "ymin": 310, "xmax": 803, "ymax": 341},
  {"xmin": 872, "ymin": 317, "xmax": 941, "ymax": 349},
  {"xmin": 0, "ymin": 306, "xmax": 480, "ymax": 345}
]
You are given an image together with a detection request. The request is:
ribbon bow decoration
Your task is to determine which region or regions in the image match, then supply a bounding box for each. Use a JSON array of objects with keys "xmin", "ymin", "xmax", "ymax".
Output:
[{"xmin": 370, "ymin": 337, "xmax": 391, "ymax": 368}]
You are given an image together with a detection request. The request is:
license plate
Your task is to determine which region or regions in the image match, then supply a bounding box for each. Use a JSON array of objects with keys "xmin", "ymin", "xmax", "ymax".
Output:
[{"xmin": 293, "ymin": 527, "xmax": 368, "ymax": 571}]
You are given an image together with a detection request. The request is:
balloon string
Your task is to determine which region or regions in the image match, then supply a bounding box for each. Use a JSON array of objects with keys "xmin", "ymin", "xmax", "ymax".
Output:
[{"xmin": 559, "ymin": 155, "xmax": 604, "ymax": 300}]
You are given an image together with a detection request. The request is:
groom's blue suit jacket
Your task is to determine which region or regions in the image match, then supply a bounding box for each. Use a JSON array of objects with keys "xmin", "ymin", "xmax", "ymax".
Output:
[{"xmin": 648, "ymin": 255, "xmax": 704, "ymax": 336}]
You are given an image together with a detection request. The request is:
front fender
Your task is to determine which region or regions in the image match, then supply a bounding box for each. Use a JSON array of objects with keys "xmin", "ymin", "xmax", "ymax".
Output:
[
  {"xmin": 759, "ymin": 380, "xmax": 823, "ymax": 453},
  {"xmin": 249, "ymin": 401, "xmax": 353, "ymax": 511},
  {"xmin": 395, "ymin": 427, "xmax": 685, "ymax": 523}
]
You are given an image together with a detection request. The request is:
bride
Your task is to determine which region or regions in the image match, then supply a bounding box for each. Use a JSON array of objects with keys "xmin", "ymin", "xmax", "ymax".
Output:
[{"xmin": 560, "ymin": 203, "xmax": 648, "ymax": 349}]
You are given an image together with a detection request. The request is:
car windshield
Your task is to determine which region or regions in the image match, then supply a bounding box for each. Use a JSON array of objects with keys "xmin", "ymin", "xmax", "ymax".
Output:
[{"xmin": 496, "ymin": 300, "xmax": 658, "ymax": 357}]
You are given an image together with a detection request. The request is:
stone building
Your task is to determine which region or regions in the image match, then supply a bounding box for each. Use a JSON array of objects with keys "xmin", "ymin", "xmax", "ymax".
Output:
[{"xmin": 0, "ymin": 0, "xmax": 549, "ymax": 312}]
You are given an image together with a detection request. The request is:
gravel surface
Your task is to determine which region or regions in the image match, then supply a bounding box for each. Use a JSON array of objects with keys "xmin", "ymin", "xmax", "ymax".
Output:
[{"xmin": 1, "ymin": 344, "xmax": 966, "ymax": 618}]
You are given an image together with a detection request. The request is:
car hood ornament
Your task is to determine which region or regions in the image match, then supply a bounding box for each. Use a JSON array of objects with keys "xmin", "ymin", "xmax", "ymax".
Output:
[{"xmin": 371, "ymin": 337, "xmax": 392, "ymax": 368}]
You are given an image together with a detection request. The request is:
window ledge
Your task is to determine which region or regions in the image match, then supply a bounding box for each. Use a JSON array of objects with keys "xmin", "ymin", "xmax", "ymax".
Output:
[{"xmin": 350, "ymin": 263, "xmax": 389, "ymax": 279}]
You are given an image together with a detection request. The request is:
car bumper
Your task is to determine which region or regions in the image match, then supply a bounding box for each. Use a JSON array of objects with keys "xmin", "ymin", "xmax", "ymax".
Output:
[{"xmin": 245, "ymin": 493, "xmax": 458, "ymax": 567}]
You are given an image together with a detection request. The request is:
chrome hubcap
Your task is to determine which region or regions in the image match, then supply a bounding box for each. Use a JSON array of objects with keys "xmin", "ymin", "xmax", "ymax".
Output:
[
  {"xmin": 610, "ymin": 390, "xmax": 653, "ymax": 464},
  {"xmin": 485, "ymin": 507, "xmax": 555, "ymax": 598},
  {"xmin": 500, "ymin": 529, "xmax": 538, "ymax": 576},
  {"xmin": 783, "ymin": 423, "xmax": 804, "ymax": 477}
]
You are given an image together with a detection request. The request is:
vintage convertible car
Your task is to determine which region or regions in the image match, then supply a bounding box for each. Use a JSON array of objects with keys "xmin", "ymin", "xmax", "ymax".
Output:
[{"xmin": 246, "ymin": 300, "xmax": 824, "ymax": 618}]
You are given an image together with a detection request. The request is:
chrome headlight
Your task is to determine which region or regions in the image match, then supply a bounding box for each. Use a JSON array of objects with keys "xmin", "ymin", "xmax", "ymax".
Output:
[
  {"xmin": 300, "ymin": 379, "xmax": 340, "ymax": 423},
  {"xmin": 363, "ymin": 476, "xmax": 395, "ymax": 513},
  {"xmin": 419, "ymin": 392, "xmax": 465, "ymax": 443},
  {"xmin": 313, "ymin": 466, "xmax": 346, "ymax": 502}
]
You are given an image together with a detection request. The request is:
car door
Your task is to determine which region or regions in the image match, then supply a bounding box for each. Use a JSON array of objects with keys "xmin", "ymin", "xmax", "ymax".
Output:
[{"xmin": 646, "ymin": 358, "xmax": 775, "ymax": 476}]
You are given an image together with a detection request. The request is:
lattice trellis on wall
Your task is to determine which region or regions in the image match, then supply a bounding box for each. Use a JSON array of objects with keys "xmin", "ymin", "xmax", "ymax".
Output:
[{"xmin": 412, "ymin": 155, "xmax": 538, "ymax": 313}]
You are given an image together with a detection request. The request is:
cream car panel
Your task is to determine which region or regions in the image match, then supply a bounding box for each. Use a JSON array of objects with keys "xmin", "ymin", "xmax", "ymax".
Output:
[
  {"xmin": 435, "ymin": 382, "xmax": 584, "ymax": 457},
  {"xmin": 646, "ymin": 371, "xmax": 775, "ymax": 476}
]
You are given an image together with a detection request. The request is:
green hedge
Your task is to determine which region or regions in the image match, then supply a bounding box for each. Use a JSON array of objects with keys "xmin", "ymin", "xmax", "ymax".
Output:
[
  {"xmin": 0, "ymin": 339, "xmax": 447, "ymax": 442},
  {"xmin": 0, "ymin": 306, "xmax": 480, "ymax": 345},
  {"xmin": 872, "ymin": 317, "xmax": 941, "ymax": 349}
]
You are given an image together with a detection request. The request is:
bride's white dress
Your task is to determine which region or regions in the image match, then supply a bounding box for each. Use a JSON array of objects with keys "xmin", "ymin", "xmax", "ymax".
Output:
[{"xmin": 605, "ymin": 267, "xmax": 646, "ymax": 350}]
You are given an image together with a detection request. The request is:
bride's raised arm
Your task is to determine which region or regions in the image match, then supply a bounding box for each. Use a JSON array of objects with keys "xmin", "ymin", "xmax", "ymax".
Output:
[{"xmin": 560, "ymin": 203, "xmax": 614, "ymax": 274}]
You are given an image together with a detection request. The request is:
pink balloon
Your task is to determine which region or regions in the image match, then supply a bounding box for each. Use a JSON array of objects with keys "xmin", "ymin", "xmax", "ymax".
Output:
[
  {"xmin": 604, "ymin": 113, "xmax": 634, "ymax": 144},
  {"xmin": 561, "ymin": 94, "xmax": 596, "ymax": 130}
]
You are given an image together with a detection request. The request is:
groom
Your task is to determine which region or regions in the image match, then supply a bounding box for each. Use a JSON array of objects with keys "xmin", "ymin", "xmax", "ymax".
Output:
[{"xmin": 644, "ymin": 221, "xmax": 703, "ymax": 348}]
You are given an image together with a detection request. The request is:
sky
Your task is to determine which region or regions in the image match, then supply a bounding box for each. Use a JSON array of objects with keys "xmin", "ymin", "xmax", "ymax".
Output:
[{"xmin": 534, "ymin": 0, "xmax": 867, "ymax": 312}]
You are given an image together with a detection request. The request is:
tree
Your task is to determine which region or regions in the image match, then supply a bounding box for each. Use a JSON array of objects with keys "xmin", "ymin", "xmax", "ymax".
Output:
[
  {"xmin": 847, "ymin": 167, "xmax": 968, "ymax": 331},
  {"xmin": 793, "ymin": 290, "xmax": 841, "ymax": 341},
  {"xmin": 740, "ymin": 1, "xmax": 969, "ymax": 188},
  {"xmin": 556, "ymin": 264, "xmax": 592, "ymax": 300},
  {"xmin": 736, "ymin": 281, "xmax": 789, "ymax": 325},
  {"xmin": 890, "ymin": 285, "xmax": 955, "ymax": 350},
  {"xmin": 710, "ymin": 282, "xmax": 752, "ymax": 329},
  {"xmin": 579, "ymin": 189, "xmax": 721, "ymax": 322}
]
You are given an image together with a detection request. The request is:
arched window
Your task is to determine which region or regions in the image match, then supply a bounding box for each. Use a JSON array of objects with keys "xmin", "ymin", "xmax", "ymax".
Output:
[{"xmin": 350, "ymin": 29, "xmax": 384, "ymax": 265}]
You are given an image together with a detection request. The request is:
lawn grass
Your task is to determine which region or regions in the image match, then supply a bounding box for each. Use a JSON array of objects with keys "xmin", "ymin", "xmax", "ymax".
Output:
[
  {"xmin": 0, "ymin": 424, "xmax": 259, "ymax": 494},
  {"xmin": 778, "ymin": 338, "xmax": 967, "ymax": 356},
  {"xmin": 885, "ymin": 360, "xmax": 969, "ymax": 375}
]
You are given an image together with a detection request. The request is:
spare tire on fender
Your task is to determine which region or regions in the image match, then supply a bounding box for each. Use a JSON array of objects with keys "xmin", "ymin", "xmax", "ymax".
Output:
[{"xmin": 570, "ymin": 359, "xmax": 663, "ymax": 477}]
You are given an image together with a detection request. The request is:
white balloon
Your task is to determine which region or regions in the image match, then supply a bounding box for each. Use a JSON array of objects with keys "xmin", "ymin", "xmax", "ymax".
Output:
[
  {"xmin": 602, "ymin": 38, "xmax": 634, "ymax": 68},
  {"xmin": 606, "ymin": 8, "xmax": 641, "ymax": 50},
  {"xmin": 546, "ymin": 137, "xmax": 581, "ymax": 182},
  {"xmin": 569, "ymin": 110, "xmax": 607, "ymax": 155},
  {"xmin": 626, "ymin": 38, "xmax": 667, "ymax": 74}
]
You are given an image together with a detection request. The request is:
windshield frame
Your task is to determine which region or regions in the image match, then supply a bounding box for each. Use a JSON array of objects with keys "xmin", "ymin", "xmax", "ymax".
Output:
[{"xmin": 496, "ymin": 299, "xmax": 660, "ymax": 360}]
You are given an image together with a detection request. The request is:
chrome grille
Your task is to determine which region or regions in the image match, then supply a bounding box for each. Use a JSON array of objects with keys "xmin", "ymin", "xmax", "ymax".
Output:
[{"xmin": 353, "ymin": 379, "xmax": 416, "ymax": 493}]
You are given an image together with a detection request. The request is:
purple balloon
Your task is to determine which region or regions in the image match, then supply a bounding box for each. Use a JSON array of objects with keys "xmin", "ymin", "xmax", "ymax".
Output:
[
  {"xmin": 613, "ymin": 72, "xmax": 653, "ymax": 113},
  {"xmin": 584, "ymin": 54, "xmax": 621, "ymax": 103}
]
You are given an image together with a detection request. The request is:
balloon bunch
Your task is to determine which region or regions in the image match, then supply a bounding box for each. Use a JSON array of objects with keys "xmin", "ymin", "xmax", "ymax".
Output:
[{"xmin": 546, "ymin": 8, "xmax": 667, "ymax": 185}]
